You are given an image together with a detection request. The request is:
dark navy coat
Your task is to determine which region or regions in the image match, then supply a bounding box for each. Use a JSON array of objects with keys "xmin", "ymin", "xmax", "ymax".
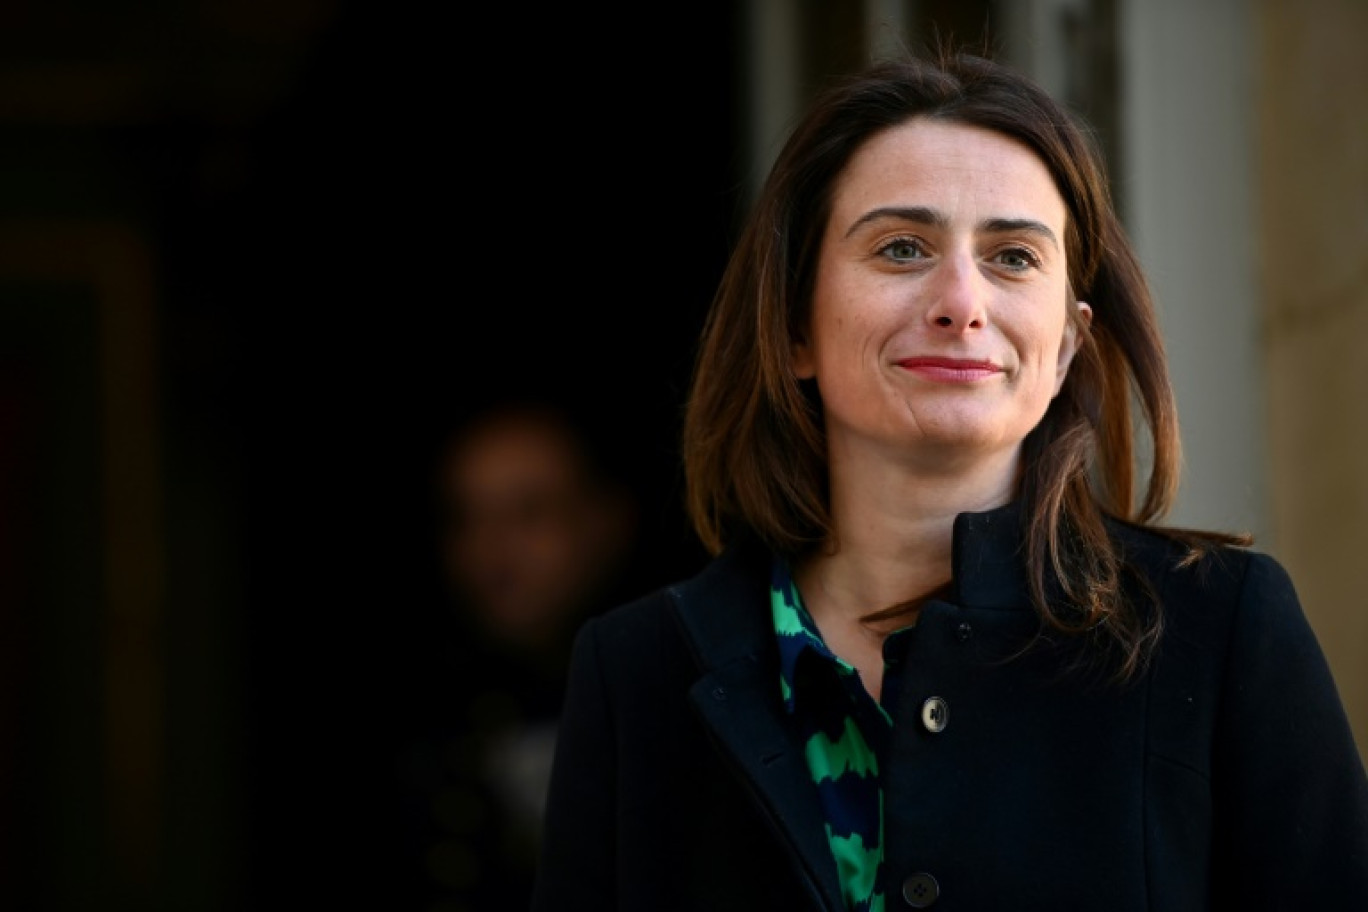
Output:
[{"xmin": 532, "ymin": 506, "xmax": 1368, "ymax": 910}]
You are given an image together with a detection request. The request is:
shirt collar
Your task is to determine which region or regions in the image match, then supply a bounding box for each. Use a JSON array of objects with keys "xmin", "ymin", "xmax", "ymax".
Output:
[{"xmin": 770, "ymin": 557, "xmax": 844, "ymax": 715}]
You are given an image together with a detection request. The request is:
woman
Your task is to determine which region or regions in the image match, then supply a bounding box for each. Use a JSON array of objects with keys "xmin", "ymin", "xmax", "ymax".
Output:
[{"xmin": 531, "ymin": 49, "xmax": 1368, "ymax": 911}]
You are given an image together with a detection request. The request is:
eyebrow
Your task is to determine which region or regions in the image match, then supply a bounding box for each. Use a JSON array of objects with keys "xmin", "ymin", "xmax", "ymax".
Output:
[{"xmin": 845, "ymin": 206, "xmax": 1060, "ymax": 251}]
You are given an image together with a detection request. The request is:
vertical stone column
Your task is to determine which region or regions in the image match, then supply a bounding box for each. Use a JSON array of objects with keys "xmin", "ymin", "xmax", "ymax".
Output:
[{"xmin": 1259, "ymin": 0, "xmax": 1368, "ymax": 764}]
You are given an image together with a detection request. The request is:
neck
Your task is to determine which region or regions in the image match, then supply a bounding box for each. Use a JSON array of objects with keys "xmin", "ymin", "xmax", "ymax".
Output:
[{"xmin": 795, "ymin": 441, "xmax": 1018, "ymax": 629}]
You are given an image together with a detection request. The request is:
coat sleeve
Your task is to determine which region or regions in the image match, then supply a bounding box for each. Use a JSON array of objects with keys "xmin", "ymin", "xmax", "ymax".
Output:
[
  {"xmin": 530, "ymin": 615, "xmax": 617, "ymax": 910},
  {"xmin": 1211, "ymin": 551, "xmax": 1368, "ymax": 907}
]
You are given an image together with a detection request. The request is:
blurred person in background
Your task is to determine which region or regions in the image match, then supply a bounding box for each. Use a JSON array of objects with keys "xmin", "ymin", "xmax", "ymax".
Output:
[
  {"xmin": 398, "ymin": 397, "xmax": 642, "ymax": 910},
  {"xmin": 440, "ymin": 399, "xmax": 640, "ymax": 676}
]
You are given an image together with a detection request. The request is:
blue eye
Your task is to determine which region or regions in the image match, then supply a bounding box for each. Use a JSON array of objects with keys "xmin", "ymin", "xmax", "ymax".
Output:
[
  {"xmin": 996, "ymin": 247, "xmax": 1040, "ymax": 270},
  {"xmin": 880, "ymin": 238, "xmax": 925, "ymax": 261}
]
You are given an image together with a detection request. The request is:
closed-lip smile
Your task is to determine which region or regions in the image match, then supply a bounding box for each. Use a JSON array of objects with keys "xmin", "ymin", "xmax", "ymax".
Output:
[{"xmin": 895, "ymin": 356, "xmax": 1003, "ymax": 383}]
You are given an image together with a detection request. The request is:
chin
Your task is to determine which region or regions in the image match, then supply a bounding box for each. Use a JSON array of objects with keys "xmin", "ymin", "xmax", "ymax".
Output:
[
  {"xmin": 906, "ymin": 406, "xmax": 1043, "ymax": 448},
  {"xmin": 898, "ymin": 422, "xmax": 1027, "ymax": 466}
]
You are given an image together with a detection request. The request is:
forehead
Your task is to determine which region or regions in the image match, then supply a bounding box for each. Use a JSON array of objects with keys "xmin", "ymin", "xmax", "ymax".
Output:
[
  {"xmin": 447, "ymin": 416, "xmax": 583, "ymax": 493},
  {"xmin": 830, "ymin": 118, "xmax": 1067, "ymax": 230}
]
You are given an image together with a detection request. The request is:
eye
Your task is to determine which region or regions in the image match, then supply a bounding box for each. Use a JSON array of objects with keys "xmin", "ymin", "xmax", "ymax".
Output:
[
  {"xmin": 877, "ymin": 236, "xmax": 927, "ymax": 263},
  {"xmin": 993, "ymin": 246, "xmax": 1041, "ymax": 271}
]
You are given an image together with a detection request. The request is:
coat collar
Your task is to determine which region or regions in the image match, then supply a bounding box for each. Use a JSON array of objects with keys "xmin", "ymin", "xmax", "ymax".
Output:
[
  {"xmin": 672, "ymin": 500, "xmax": 1034, "ymax": 670},
  {"xmin": 949, "ymin": 500, "xmax": 1033, "ymax": 610}
]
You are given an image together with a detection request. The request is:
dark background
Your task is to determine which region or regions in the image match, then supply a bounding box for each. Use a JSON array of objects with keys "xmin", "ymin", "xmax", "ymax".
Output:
[
  {"xmin": 1, "ymin": 2, "xmax": 748, "ymax": 910},
  {"xmin": 233, "ymin": 4, "xmax": 743, "ymax": 909},
  {"xmin": 195, "ymin": 4, "xmax": 747, "ymax": 909},
  {"xmin": 0, "ymin": 2, "xmax": 1016, "ymax": 909}
]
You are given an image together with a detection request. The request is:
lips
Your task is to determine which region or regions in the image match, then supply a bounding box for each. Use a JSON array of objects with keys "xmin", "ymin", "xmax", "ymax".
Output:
[{"xmin": 895, "ymin": 356, "xmax": 1003, "ymax": 383}]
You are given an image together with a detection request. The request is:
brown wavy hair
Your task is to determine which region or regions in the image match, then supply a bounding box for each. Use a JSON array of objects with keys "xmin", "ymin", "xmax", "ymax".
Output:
[{"xmin": 681, "ymin": 48, "xmax": 1248, "ymax": 683}]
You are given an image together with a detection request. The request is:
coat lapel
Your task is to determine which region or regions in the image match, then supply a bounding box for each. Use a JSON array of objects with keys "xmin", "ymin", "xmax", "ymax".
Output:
[{"xmin": 670, "ymin": 539, "xmax": 845, "ymax": 912}]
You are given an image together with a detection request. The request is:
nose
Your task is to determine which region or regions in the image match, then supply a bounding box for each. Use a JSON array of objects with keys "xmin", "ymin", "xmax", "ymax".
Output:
[{"xmin": 924, "ymin": 253, "xmax": 987, "ymax": 332}]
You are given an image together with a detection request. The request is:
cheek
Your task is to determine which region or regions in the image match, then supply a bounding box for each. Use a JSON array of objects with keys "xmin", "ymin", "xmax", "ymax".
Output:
[
  {"xmin": 1008, "ymin": 315, "xmax": 1070, "ymax": 384},
  {"xmin": 814, "ymin": 313, "xmax": 883, "ymax": 383},
  {"xmin": 807, "ymin": 292, "xmax": 858, "ymax": 370},
  {"xmin": 1028, "ymin": 301, "xmax": 1071, "ymax": 356}
]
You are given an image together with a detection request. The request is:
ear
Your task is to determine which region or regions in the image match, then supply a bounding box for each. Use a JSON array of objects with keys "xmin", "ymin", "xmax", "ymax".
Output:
[
  {"xmin": 792, "ymin": 332, "xmax": 817, "ymax": 380},
  {"xmin": 1053, "ymin": 301, "xmax": 1092, "ymax": 395}
]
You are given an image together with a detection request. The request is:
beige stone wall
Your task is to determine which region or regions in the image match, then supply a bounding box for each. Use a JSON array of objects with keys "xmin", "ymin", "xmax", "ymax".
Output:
[{"xmin": 1258, "ymin": 0, "xmax": 1368, "ymax": 764}]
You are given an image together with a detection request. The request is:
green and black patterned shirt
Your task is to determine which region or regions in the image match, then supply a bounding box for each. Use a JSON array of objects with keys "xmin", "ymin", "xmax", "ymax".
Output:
[{"xmin": 771, "ymin": 558, "xmax": 914, "ymax": 912}]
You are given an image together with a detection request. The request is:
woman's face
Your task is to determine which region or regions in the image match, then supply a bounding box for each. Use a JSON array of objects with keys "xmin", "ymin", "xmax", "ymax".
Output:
[{"xmin": 794, "ymin": 117, "xmax": 1087, "ymax": 470}]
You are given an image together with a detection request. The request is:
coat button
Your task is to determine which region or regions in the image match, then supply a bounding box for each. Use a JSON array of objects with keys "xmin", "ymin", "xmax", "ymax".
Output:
[
  {"xmin": 921, "ymin": 696, "xmax": 948, "ymax": 733},
  {"xmin": 955, "ymin": 622, "xmax": 973, "ymax": 642},
  {"xmin": 901, "ymin": 871, "xmax": 940, "ymax": 907}
]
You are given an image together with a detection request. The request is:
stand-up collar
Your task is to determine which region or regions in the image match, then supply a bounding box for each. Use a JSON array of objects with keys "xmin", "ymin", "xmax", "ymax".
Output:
[{"xmin": 950, "ymin": 501, "xmax": 1033, "ymax": 611}]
